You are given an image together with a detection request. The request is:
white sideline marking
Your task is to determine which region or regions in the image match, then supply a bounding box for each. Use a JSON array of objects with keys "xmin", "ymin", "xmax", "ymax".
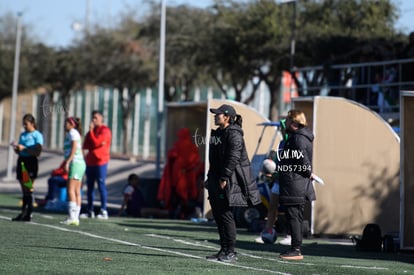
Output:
[
  {"xmin": 146, "ymin": 233, "xmax": 390, "ymax": 271},
  {"xmin": 340, "ymin": 265, "xmax": 388, "ymax": 270},
  {"xmin": 0, "ymin": 215, "xmax": 289, "ymax": 274},
  {"xmin": 147, "ymin": 233, "xmax": 314, "ymax": 266},
  {"xmin": 1, "ymin": 215, "xmax": 390, "ymax": 272}
]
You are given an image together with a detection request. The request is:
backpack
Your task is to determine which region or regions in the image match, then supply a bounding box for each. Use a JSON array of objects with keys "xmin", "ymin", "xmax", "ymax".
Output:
[{"xmin": 353, "ymin": 223, "xmax": 383, "ymax": 252}]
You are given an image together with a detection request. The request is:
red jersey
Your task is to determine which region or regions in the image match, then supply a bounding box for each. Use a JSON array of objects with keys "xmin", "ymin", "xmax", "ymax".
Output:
[{"xmin": 83, "ymin": 125, "xmax": 112, "ymax": 166}]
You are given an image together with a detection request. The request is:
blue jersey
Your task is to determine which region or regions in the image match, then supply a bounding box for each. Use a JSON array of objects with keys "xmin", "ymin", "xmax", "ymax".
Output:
[{"xmin": 18, "ymin": 130, "xmax": 44, "ymax": 157}]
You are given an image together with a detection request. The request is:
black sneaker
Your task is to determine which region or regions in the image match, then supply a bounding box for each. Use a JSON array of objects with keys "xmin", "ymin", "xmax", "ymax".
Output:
[
  {"xmin": 22, "ymin": 214, "xmax": 32, "ymax": 222},
  {"xmin": 11, "ymin": 214, "xmax": 23, "ymax": 221},
  {"xmin": 279, "ymin": 248, "xmax": 303, "ymax": 260},
  {"xmin": 206, "ymin": 249, "xmax": 226, "ymax": 260},
  {"xmin": 218, "ymin": 252, "xmax": 238, "ymax": 263}
]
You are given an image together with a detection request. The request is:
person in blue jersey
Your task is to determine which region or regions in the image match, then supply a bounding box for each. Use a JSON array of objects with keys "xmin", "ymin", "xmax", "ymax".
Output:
[
  {"xmin": 60, "ymin": 117, "xmax": 86, "ymax": 226},
  {"xmin": 11, "ymin": 114, "xmax": 43, "ymax": 222}
]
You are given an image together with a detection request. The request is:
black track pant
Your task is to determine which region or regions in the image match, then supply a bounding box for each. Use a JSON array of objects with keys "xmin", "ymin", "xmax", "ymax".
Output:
[
  {"xmin": 285, "ymin": 204, "xmax": 304, "ymax": 250},
  {"xmin": 208, "ymin": 187, "xmax": 237, "ymax": 253}
]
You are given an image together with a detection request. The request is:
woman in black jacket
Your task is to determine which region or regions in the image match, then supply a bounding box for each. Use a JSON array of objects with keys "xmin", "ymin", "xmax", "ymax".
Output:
[
  {"xmin": 206, "ymin": 104, "xmax": 261, "ymax": 263},
  {"xmin": 279, "ymin": 109, "xmax": 315, "ymax": 260}
]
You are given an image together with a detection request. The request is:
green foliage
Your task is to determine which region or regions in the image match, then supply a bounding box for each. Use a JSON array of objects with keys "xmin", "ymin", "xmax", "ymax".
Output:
[
  {"xmin": 140, "ymin": 3, "xmax": 214, "ymax": 101},
  {"xmin": 0, "ymin": 13, "xmax": 50, "ymax": 100},
  {"xmin": 0, "ymin": 0, "xmax": 407, "ymax": 119},
  {"xmin": 77, "ymin": 25, "xmax": 156, "ymax": 153},
  {"xmin": 26, "ymin": 43, "xmax": 58, "ymax": 89},
  {"xmin": 203, "ymin": 0, "xmax": 402, "ymax": 118},
  {"xmin": 47, "ymin": 48, "xmax": 86, "ymax": 93},
  {"xmin": 203, "ymin": 0, "xmax": 290, "ymax": 102},
  {"xmin": 300, "ymin": 0, "xmax": 397, "ymax": 39}
]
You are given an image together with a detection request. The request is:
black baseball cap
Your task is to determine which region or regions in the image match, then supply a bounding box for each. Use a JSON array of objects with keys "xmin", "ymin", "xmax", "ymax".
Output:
[{"xmin": 209, "ymin": 104, "xmax": 236, "ymax": 116}]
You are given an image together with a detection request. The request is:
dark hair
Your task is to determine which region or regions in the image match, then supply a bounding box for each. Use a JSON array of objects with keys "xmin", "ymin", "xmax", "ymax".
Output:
[
  {"xmin": 92, "ymin": 110, "xmax": 103, "ymax": 117},
  {"xmin": 229, "ymin": 114, "xmax": 243, "ymax": 128},
  {"xmin": 74, "ymin": 117, "xmax": 83, "ymax": 135},
  {"xmin": 67, "ymin": 117, "xmax": 83, "ymax": 135},
  {"xmin": 128, "ymin": 173, "xmax": 139, "ymax": 182},
  {"xmin": 23, "ymin": 114, "xmax": 37, "ymax": 129}
]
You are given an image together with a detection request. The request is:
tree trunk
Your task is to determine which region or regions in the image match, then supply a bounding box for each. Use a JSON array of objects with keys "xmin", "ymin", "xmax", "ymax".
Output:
[
  {"xmin": 119, "ymin": 87, "xmax": 137, "ymax": 155},
  {"xmin": 266, "ymin": 76, "xmax": 282, "ymax": 121},
  {"xmin": 122, "ymin": 112, "xmax": 129, "ymax": 155}
]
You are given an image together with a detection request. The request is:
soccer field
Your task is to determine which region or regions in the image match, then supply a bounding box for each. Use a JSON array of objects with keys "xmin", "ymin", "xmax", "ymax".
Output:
[{"xmin": 0, "ymin": 194, "xmax": 413, "ymax": 275}]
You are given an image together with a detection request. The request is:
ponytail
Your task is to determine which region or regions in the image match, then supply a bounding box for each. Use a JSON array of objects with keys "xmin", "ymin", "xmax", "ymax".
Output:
[
  {"xmin": 229, "ymin": 114, "xmax": 243, "ymax": 128},
  {"xmin": 75, "ymin": 117, "xmax": 83, "ymax": 135}
]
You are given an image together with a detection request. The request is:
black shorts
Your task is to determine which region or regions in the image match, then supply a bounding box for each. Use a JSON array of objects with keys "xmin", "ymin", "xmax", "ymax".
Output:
[{"xmin": 16, "ymin": 156, "xmax": 39, "ymax": 181}]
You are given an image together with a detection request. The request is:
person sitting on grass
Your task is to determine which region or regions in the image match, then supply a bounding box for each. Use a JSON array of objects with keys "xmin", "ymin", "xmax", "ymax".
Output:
[
  {"xmin": 118, "ymin": 173, "xmax": 169, "ymax": 218},
  {"xmin": 43, "ymin": 161, "xmax": 68, "ymax": 209},
  {"xmin": 118, "ymin": 173, "xmax": 145, "ymax": 217}
]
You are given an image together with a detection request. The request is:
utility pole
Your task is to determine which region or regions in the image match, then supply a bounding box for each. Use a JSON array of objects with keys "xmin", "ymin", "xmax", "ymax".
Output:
[
  {"xmin": 278, "ymin": 0, "xmax": 297, "ymax": 114},
  {"xmin": 289, "ymin": 0, "xmax": 296, "ymax": 73},
  {"xmin": 156, "ymin": 0, "xmax": 166, "ymax": 177},
  {"xmin": 5, "ymin": 12, "xmax": 23, "ymax": 181}
]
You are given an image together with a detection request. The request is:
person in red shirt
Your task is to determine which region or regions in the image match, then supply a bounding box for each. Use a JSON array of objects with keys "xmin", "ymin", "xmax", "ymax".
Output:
[{"xmin": 81, "ymin": 110, "xmax": 112, "ymax": 219}]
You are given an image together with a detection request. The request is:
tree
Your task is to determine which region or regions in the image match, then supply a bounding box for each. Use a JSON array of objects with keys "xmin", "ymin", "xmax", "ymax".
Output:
[
  {"xmin": 140, "ymin": 3, "xmax": 214, "ymax": 101},
  {"xmin": 291, "ymin": 0, "xmax": 402, "ymax": 98},
  {"xmin": 200, "ymin": 0, "xmax": 401, "ymax": 120},
  {"xmin": 297, "ymin": 0, "xmax": 399, "ymax": 64},
  {"xmin": 81, "ymin": 24, "xmax": 155, "ymax": 154},
  {"xmin": 201, "ymin": 0, "xmax": 292, "ymax": 119},
  {"xmin": 26, "ymin": 43, "xmax": 57, "ymax": 90},
  {"xmin": 45, "ymin": 46, "xmax": 88, "ymax": 115},
  {"xmin": 0, "ymin": 12, "xmax": 48, "ymax": 100}
]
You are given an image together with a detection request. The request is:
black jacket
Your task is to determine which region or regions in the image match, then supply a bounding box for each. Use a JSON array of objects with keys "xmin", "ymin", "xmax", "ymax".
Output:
[
  {"xmin": 207, "ymin": 124, "xmax": 261, "ymax": 207},
  {"xmin": 279, "ymin": 126, "xmax": 316, "ymax": 205}
]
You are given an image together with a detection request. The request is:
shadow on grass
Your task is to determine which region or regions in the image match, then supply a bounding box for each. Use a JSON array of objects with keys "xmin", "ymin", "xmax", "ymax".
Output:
[
  {"xmin": 115, "ymin": 218, "xmax": 414, "ymax": 265},
  {"xmin": 25, "ymin": 244, "xmax": 184, "ymax": 259},
  {"xmin": 234, "ymin": 238, "xmax": 414, "ymax": 265},
  {"xmin": 116, "ymin": 220, "xmax": 217, "ymax": 234}
]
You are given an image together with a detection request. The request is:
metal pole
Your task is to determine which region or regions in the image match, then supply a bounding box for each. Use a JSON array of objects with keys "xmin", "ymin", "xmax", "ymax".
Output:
[
  {"xmin": 289, "ymin": 0, "xmax": 296, "ymax": 107},
  {"xmin": 156, "ymin": 0, "xmax": 166, "ymax": 177},
  {"xmin": 5, "ymin": 13, "xmax": 23, "ymax": 180},
  {"xmin": 85, "ymin": 0, "xmax": 90, "ymax": 35},
  {"xmin": 289, "ymin": 1, "xmax": 296, "ymax": 71}
]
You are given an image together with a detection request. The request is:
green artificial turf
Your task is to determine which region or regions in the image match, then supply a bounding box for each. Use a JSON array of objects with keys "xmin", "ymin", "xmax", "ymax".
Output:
[{"xmin": 0, "ymin": 193, "xmax": 413, "ymax": 275}]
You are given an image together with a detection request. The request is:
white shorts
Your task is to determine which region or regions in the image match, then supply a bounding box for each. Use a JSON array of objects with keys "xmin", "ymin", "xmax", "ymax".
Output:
[{"xmin": 271, "ymin": 182, "xmax": 280, "ymax": 195}]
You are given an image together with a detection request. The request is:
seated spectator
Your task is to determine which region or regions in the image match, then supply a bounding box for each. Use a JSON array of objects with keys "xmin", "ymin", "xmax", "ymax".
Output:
[
  {"xmin": 43, "ymin": 161, "xmax": 68, "ymax": 209},
  {"xmin": 118, "ymin": 173, "xmax": 169, "ymax": 218},
  {"xmin": 157, "ymin": 128, "xmax": 203, "ymax": 219}
]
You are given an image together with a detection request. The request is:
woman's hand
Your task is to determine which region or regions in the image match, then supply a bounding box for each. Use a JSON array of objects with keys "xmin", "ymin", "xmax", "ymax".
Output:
[
  {"xmin": 15, "ymin": 144, "xmax": 25, "ymax": 152},
  {"xmin": 63, "ymin": 160, "xmax": 70, "ymax": 173},
  {"xmin": 219, "ymin": 180, "xmax": 227, "ymax": 189}
]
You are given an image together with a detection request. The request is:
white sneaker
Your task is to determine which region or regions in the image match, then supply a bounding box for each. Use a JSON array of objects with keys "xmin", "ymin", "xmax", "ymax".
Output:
[
  {"xmin": 97, "ymin": 209, "xmax": 108, "ymax": 220},
  {"xmin": 254, "ymin": 236, "xmax": 265, "ymax": 244},
  {"xmin": 80, "ymin": 211, "xmax": 95, "ymax": 219},
  {"xmin": 278, "ymin": 235, "xmax": 292, "ymax": 246},
  {"xmin": 60, "ymin": 218, "xmax": 79, "ymax": 226}
]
